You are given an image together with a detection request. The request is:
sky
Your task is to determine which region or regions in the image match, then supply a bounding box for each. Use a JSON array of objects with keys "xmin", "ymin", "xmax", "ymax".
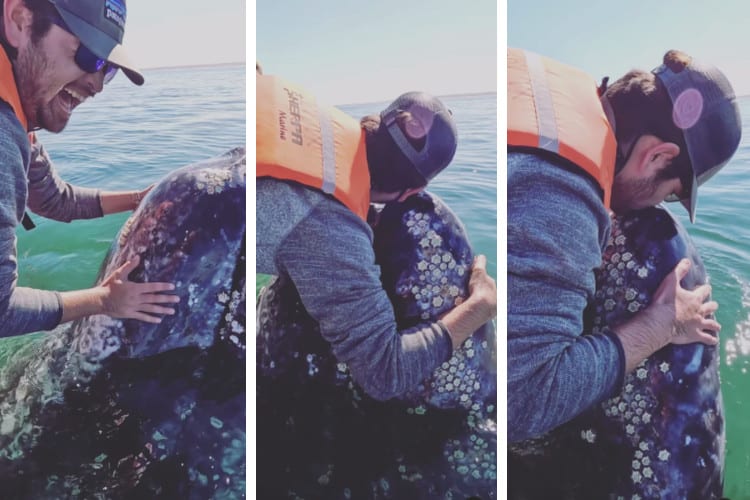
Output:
[
  {"xmin": 508, "ymin": 0, "xmax": 750, "ymax": 97},
  {"xmin": 122, "ymin": 0, "xmax": 246, "ymax": 70},
  {"xmin": 254, "ymin": 0, "xmax": 497, "ymax": 106}
]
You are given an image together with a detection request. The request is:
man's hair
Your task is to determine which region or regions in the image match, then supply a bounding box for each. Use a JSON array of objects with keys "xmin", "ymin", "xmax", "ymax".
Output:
[
  {"xmin": 361, "ymin": 112, "xmax": 427, "ymax": 193},
  {"xmin": 0, "ymin": 0, "xmax": 57, "ymax": 58},
  {"xmin": 604, "ymin": 50, "xmax": 693, "ymax": 186}
]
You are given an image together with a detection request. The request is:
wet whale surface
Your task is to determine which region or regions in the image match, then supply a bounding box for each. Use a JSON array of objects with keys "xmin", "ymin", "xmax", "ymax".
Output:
[
  {"xmin": 509, "ymin": 205, "xmax": 723, "ymax": 500},
  {"xmin": 0, "ymin": 147, "xmax": 246, "ymax": 499},
  {"xmin": 257, "ymin": 191, "xmax": 497, "ymax": 499}
]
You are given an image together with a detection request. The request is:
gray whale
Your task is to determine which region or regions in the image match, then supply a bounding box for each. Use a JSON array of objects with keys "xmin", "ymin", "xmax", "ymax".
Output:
[
  {"xmin": 0, "ymin": 147, "xmax": 246, "ymax": 499},
  {"xmin": 509, "ymin": 205, "xmax": 724, "ymax": 499},
  {"xmin": 257, "ymin": 190, "xmax": 496, "ymax": 499}
]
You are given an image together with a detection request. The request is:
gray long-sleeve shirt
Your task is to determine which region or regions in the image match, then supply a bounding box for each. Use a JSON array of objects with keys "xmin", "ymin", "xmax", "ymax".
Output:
[
  {"xmin": 27, "ymin": 137, "xmax": 103, "ymax": 221},
  {"xmin": 257, "ymin": 178, "xmax": 453, "ymax": 401},
  {"xmin": 0, "ymin": 103, "xmax": 104, "ymax": 337},
  {"xmin": 508, "ymin": 151, "xmax": 625, "ymax": 442}
]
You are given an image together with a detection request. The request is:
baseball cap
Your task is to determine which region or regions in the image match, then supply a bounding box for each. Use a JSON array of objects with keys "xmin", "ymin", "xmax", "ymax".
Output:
[
  {"xmin": 654, "ymin": 55, "xmax": 741, "ymax": 223},
  {"xmin": 380, "ymin": 92, "xmax": 458, "ymax": 184},
  {"xmin": 49, "ymin": 0, "xmax": 144, "ymax": 86}
]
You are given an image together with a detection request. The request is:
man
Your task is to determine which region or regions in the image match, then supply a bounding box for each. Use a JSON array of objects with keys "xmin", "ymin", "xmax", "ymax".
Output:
[
  {"xmin": 0, "ymin": 0, "xmax": 179, "ymax": 337},
  {"xmin": 507, "ymin": 48, "xmax": 741, "ymax": 442},
  {"xmin": 256, "ymin": 73, "xmax": 497, "ymax": 401}
]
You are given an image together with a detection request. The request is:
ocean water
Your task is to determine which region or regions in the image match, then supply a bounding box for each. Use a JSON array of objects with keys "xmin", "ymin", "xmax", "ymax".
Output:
[
  {"xmin": 679, "ymin": 95, "xmax": 750, "ymax": 499},
  {"xmin": 255, "ymin": 90, "xmax": 750, "ymax": 496},
  {"xmin": 255, "ymin": 92, "xmax": 498, "ymax": 294},
  {"xmin": 339, "ymin": 93, "xmax": 498, "ymax": 280},
  {"xmin": 16, "ymin": 63, "xmax": 246, "ymax": 292},
  {"xmin": 0, "ymin": 63, "xmax": 245, "ymax": 489},
  {"xmin": 255, "ymin": 92, "xmax": 497, "ymax": 497}
]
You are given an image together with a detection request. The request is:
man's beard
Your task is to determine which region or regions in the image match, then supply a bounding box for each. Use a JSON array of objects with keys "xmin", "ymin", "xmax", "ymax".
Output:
[
  {"xmin": 610, "ymin": 175, "xmax": 658, "ymax": 215},
  {"xmin": 15, "ymin": 42, "xmax": 71, "ymax": 133}
]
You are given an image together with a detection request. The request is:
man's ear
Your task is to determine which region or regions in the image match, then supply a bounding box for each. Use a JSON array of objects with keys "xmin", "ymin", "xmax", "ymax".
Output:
[
  {"xmin": 637, "ymin": 139, "xmax": 681, "ymax": 175},
  {"xmin": 3, "ymin": 0, "xmax": 32, "ymax": 50},
  {"xmin": 397, "ymin": 186, "xmax": 423, "ymax": 202}
]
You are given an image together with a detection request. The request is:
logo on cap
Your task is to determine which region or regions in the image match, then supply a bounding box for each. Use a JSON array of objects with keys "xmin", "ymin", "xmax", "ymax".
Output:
[
  {"xmin": 672, "ymin": 88, "xmax": 703, "ymax": 130},
  {"xmin": 104, "ymin": 0, "xmax": 126, "ymax": 30}
]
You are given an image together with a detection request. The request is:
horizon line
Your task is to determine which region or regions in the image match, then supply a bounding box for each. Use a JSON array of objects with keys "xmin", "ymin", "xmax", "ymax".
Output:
[
  {"xmin": 142, "ymin": 61, "xmax": 246, "ymax": 71},
  {"xmin": 336, "ymin": 89, "xmax": 497, "ymax": 107}
]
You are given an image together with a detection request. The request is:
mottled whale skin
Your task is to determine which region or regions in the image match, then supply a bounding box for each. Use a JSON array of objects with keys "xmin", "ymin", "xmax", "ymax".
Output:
[
  {"xmin": 509, "ymin": 205, "xmax": 723, "ymax": 500},
  {"xmin": 257, "ymin": 191, "xmax": 497, "ymax": 499},
  {"xmin": 0, "ymin": 147, "xmax": 246, "ymax": 499}
]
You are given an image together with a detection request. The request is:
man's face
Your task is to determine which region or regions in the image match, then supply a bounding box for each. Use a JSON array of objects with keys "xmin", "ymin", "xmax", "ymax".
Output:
[
  {"xmin": 610, "ymin": 168, "xmax": 684, "ymax": 215},
  {"xmin": 15, "ymin": 20, "xmax": 106, "ymax": 132},
  {"xmin": 610, "ymin": 135, "xmax": 686, "ymax": 215}
]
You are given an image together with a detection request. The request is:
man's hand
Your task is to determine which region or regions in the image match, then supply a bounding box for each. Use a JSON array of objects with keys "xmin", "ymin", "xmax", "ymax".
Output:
[
  {"xmin": 441, "ymin": 254, "xmax": 497, "ymax": 350},
  {"xmin": 99, "ymin": 255, "xmax": 180, "ymax": 323},
  {"xmin": 614, "ymin": 258, "xmax": 720, "ymax": 373},
  {"xmin": 651, "ymin": 258, "xmax": 720, "ymax": 346}
]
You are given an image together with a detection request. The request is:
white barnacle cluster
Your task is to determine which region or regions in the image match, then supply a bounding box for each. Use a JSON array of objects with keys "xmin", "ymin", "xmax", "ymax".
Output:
[
  {"xmin": 396, "ymin": 462, "xmax": 425, "ymax": 483},
  {"xmin": 187, "ymin": 283, "xmax": 199, "ymax": 308},
  {"xmin": 442, "ymin": 430, "xmax": 496, "ymax": 482},
  {"xmin": 581, "ymin": 428, "xmax": 596, "ymax": 443},
  {"xmin": 218, "ymin": 288, "xmax": 245, "ymax": 350},
  {"xmin": 430, "ymin": 338, "xmax": 482, "ymax": 408},
  {"xmin": 406, "ymin": 211, "xmax": 430, "ymax": 237},
  {"xmin": 403, "ymin": 211, "xmax": 464, "ymax": 321},
  {"xmin": 194, "ymin": 167, "xmax": 236, "ymax": 194},
  {"xmin": 306, "ymin": 353, "xmax": 320, "ymax": 377},
  {"xmin": 599, "ymin": 360, "xmax": 666, "ymax": 493},
  {"xmin": 624, "ymin": 440, "xmax": 658, "ymax": 490},
  {"xmin": 118, "ymin": 215, "xmax": 136, "ymax": 248},
  {"xmin": 74, "ymin": 315, "xmax": 123, "ymax": 362},
  {"xmin": 592, "ymin": 223, "xmax": 652, "ymax": 334}
]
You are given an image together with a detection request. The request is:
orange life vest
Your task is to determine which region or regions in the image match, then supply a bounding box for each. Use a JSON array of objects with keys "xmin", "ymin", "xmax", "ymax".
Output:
[
  {"xmin": 507, "ymin": 48, "xmax": 617, "ymax": 208},
  {"xmin": 256, "ymin": 74, "xmax": 371, "ymax": 221},
  {"xmin": 0, "ymin": 48, "xmax": 36, "ymax": 229},
  {"xmin": 0, "ymin": 47, "xmax": 28, "ymax": 132}
]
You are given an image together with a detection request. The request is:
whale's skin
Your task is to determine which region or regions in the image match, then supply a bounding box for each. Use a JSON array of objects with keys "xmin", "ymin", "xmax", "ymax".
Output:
[
  {"xmin": 0, "ymin": 147, "xmax": 246, "ymax": 499},
  {"xmin": 256, "ymin": 191, "xmax": 497, "ymax": 499},
  {"xmin": 508, "ymin": 205, "xmax": 724, "ymax": 500}
]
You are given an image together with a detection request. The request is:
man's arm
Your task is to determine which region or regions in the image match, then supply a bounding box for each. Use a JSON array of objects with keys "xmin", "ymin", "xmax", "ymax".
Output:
[
  {"xmin": 277, "ymin": 195, "xmax": 494, "ymax": 401},
  {"xmin": 507, "ymin": 152, "xmax": 721, "ymax": 442},
  {"xmin": 507, "ymin": 152, "xmax": 624, "ymax": 442},
  {"xmin": 0, "ymin": 109, "xmax": 65, "ymax": 335},
  {"xmin": 26, "ymin": 137, "xmax": 151, "ymax": 221}
]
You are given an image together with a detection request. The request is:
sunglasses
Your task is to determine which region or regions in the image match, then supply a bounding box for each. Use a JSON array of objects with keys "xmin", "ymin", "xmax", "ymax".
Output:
[{"xmin": 47, "ymin": 14, "xmax": 119, "ymax": 84}]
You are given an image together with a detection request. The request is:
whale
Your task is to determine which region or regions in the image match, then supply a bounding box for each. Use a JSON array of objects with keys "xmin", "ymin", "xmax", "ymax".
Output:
[
  {"xmin": 256, "ymin": 190, "xmax": 497, "ymax": 499},
  {"xmin": 508, "ymin": 205, "xmax": 724, "ymax": 500},
  {"xmin": 0, "ymin": 147, "xmax": 246, "ymax": 499}
]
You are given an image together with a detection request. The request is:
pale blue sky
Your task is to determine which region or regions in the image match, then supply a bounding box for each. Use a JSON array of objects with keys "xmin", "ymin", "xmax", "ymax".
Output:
[
  {"xmin": 508, "ymin": 0, "xmax": 750, "ymax": 96},
  {"xmin": 123, "ymin": 0, "xmax": 246, "ymax": 69},
  {"xmin": 255, "ymin": 0, "xmax": 497, "ymax": 105}
]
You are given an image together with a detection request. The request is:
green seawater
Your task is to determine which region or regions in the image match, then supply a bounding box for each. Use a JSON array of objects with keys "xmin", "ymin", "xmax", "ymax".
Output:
[
  {"xmin": 687, "ymin": 97, "xmax": 750, "ymax": 498},
  {"xmin": 255, "ymin": 94, "xmax": 750, "ymax": 497},
  {"xmin": 1, "ymin": 63, "xmax": 245, "ymax": 379}
]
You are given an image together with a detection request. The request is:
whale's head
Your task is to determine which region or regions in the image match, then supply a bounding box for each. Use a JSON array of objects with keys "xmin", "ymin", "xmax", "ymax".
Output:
[
  {"xmin": 70, "ymin": 147, "xmax": 246, "ymax": 362},
  {"xmin": 373, "ymin": 191, "xmax": 474, "ymax": 326},
  {"xmin": 372, "ymin": 191, "xmax": 496, "ymax": 406}
]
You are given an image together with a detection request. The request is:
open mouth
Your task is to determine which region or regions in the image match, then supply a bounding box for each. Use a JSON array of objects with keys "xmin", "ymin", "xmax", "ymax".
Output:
[{"xmin": 58, "ymin": 86, "xmax": 87, "ymax": 113}]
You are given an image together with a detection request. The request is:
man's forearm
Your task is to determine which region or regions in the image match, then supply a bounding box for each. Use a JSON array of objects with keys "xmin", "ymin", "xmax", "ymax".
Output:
[{"xmin": 59, "ymin": 287, "xmax": 107, "ymax": 323}]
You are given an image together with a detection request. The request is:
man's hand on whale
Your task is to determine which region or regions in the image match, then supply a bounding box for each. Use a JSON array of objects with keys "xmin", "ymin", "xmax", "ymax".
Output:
[
  {"xmin": 58, "ymin": 255, "xmax": 179, "ymax": 324},
  {"xmin": 440, "ymin": 254, "xmax": 497, "ymax": 350},
  {"xmin": 612, "ymin": 258, "xmax": 720, "ymax": 373}
]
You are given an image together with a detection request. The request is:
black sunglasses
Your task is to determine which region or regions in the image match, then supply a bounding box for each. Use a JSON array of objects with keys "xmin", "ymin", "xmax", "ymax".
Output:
[{"xmin": 47, "ymin": 13, "xmax": 119, "ymax": 84}]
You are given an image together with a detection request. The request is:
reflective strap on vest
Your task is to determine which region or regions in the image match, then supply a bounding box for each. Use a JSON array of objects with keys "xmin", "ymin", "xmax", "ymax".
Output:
[
  {"xmin": 319, "ymin": 105, "xmax": 336, "ymax": 195},
  {"xmin": 524, "ymin": 50, "xmax": 559, "ymax": 154}
]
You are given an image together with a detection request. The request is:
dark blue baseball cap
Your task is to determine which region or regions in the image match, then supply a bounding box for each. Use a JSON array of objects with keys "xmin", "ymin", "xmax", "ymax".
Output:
[
  {"xmin": 49, "ymin": 0, "xmax": 144, "ymax": 85},
  {"xmin": 654, "ymin": 55, "xmax": 741, "ymax": 223},
  {"xmin": 380, "ymin": 92, "xmax": 458, "ymax": 184}
]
